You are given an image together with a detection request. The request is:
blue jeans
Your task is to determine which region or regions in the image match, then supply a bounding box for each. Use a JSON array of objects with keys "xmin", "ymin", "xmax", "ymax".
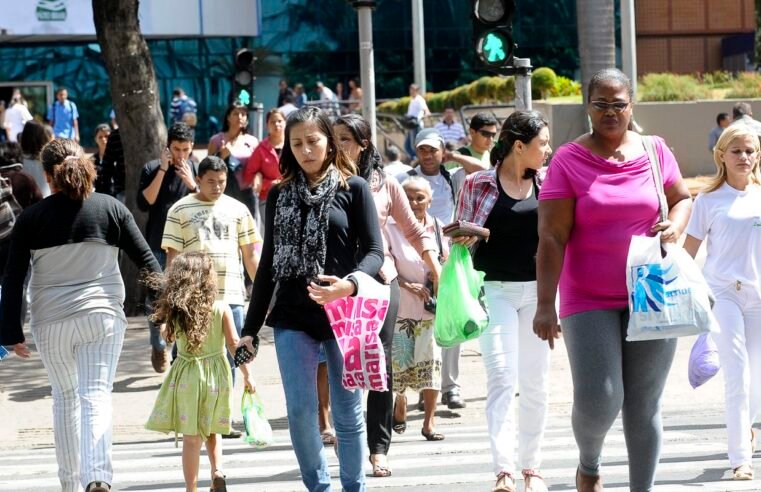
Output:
[
  {"xmin": 274, "ymin": 328, "xmax": 366, "ymax": 492},
  {"xmin": 146, "ymin": 249, "xmax": 167, "ymax": 351},
  {"xmin": 227, "ymin": 304, "xmax": 244, "ymax": 385}
]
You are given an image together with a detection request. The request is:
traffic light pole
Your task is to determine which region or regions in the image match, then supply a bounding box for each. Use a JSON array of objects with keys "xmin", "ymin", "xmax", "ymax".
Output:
[
  {"xmin": 354, "ymin": 1, "xmax": 377, "ymax": 144},
  {"xmin": 513, "ymin": 57, "xmax": 532, "ymax": 111},
  {"xmin": 411, "ymin": 0, "xmax": 426, "ymax": 95},
  {"xmin": 250, "ymin": 102, "xmax": 264, "ymax": 141}
]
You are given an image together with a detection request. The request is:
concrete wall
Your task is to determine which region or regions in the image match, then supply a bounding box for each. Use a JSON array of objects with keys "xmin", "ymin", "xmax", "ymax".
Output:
[{"xmin": 534, "ymin": 99, "xmax": 761, "ymax": 178}]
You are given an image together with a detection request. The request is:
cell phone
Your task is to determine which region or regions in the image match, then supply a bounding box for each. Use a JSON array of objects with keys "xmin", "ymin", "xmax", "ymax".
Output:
[
  {"xmin": 308, "ymin": 276, "xmax": 331, "ymax": 287},
  {"xmin": 0, "ymin": 346, "xmax": 10, "ymax": 361},
  {"xmin": 234, "ymin": 345, "xmax": 255, "ymax": 367}
]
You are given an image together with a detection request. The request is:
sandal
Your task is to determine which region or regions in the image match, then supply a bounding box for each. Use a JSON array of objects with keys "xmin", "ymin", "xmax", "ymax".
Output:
[
  {"xmin": 733, "ymin": 463, "xmax": 754, "ymax": 480},
  {"xmin": 369, "ymin": 455, "xmax": 392, "ymax": 477},
  {"xmin": 85, "ymin": 482, "xmax": 111, "ymax": 492},
  {"xmin": 321, "ymin": 430, "xmax": 336, "ymax": 446},
  {"xmin": 211, "ymin": 470, "xmax": 227, "ymax": 491},
  {"xmin": 491, "ymin": 471, "xmax": 516, "ymax": 492},
  {"xmin": 522, "ymin": 469, "xmax": 548, "ymax": 492},
  {"xmin": 392, "ymin": 395, "xmax": 407, "ymax": 435},
  {"xmin": 752, "ymin": 427, "xmax": 757, "ymax": 453},
  {"xmin": 421, "ymin": 428, "xmax": 445, "ymax": 441}
]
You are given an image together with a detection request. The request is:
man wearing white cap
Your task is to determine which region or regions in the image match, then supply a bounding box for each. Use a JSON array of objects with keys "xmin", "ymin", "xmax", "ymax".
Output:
[
  {"xmin": 397, "ymin": 128, "xmax": 466, "ymax": 410},
  {"xmin": 397, "ymin": 128, "xmax": 455, "ymax": 224}
]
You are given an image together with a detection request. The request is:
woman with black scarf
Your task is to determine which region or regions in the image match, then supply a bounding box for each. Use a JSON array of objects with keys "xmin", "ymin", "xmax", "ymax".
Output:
[{"xmin": 239, "ymin": 107, "xmax": 383, "ymax": 491}]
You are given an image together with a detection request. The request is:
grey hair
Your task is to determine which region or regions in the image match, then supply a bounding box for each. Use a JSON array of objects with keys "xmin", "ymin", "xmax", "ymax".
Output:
[{"xmin": 402, "ymin": 175, "xmax": 432, "ymax": 195}]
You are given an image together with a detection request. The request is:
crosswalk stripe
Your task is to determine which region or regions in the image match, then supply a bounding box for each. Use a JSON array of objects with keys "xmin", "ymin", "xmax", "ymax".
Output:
[{"xmin": 0, "ymin": 418, "xmax": 748, "ymax": 492}]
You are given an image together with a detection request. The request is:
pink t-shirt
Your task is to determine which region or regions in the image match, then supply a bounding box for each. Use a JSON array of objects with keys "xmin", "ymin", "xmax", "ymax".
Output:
[{"xmin": 539, "ymin": 137, "xmax": 681, "ymax": 318}]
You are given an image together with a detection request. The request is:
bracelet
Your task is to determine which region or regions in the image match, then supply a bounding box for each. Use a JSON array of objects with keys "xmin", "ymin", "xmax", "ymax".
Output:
[
  {"xmin": 157, "ymin": 168, "xmax": 167, "ymax": 173},
  {"xmin": 346, "ymin": 275, "xmax": 359, "ymax": 296}
]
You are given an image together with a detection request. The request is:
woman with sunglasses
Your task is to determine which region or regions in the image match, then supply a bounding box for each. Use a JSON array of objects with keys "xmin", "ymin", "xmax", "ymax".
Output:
[{"xmin": 533, "ymin": 68, "xmax": 692, "ymax": 491}]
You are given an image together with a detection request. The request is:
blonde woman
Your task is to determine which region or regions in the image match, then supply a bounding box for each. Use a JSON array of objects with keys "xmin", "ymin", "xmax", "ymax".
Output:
[{"xmin": 684, "ymin": 124, "xmax": 761, "ymax": 481}]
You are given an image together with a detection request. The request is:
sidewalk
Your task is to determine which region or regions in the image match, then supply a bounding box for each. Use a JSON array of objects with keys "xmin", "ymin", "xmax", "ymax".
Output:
[{"xmin": 0, "ymin": 315, "xmax": 726, "ymax": 452}]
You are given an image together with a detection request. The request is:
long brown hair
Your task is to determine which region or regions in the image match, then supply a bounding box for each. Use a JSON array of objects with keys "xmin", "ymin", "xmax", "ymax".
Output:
[
  {"xmin": 278, "ymin": 106, "xmax": 356, "ymax": 188},
  {"xmin": 39, "ymin": 139, "xmax": 95, "ymax": 201},
  {"xmin": 146, "ymin": 252, "xmax": 218, "ymax": 354}
]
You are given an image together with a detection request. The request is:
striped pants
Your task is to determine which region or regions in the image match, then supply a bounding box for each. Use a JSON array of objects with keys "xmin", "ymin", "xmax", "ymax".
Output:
[{"xmin": 32, "ymin": 313, "xmax": 126, "ymax": 492}]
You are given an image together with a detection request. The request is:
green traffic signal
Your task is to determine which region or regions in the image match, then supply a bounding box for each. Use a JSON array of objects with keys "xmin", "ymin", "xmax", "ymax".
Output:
[
  {"xmin": 237, "ymin": 89, "xmax": 251, "ymax": 106},
  {"xmin": 477, "ymin": 30, "xmax": 511, "ymax": 66},
  {"xmin": 484, "ymin": 32, "xmax": 506, "ymax": 62}
]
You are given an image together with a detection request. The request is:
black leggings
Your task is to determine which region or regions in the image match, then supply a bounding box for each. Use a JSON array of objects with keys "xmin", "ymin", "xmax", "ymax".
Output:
[{"xmin": 366, "ymin": 278, "xmax": 400, "ymax": 456}]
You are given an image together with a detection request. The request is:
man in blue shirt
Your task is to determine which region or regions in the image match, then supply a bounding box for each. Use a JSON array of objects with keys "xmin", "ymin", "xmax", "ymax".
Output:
[
  {"xmin": 169, "ymin": 87, "xmax": 198, "ymax": 125},
  {"xmin": 46, "ymin": 87, "xmax": 80, "ymax": 141}
]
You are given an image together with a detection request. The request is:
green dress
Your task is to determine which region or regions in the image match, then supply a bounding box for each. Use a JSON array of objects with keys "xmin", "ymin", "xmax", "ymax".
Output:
[{"xmin": 146, "ymin": 301, "xmax": 233, "ymax": 439}]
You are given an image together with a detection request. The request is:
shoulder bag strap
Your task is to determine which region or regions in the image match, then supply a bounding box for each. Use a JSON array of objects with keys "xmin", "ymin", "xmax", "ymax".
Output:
[
  {"xmin": 643, "ymin": 135, "xmax": 668, "ymax": 223},
  {"xmin": 433, "ymin": 217, "xmax": 444, "ymax": 263}
]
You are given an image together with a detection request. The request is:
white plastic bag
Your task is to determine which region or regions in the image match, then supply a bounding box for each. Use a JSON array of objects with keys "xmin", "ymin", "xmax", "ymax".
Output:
[
  {"xmin": 323, "ymin": 271, "xmax": 391, "ymax": 392},
  {"xmin": 626, "ymin": 234, "xmax": 718, "ymax": 341},
  {"xmin": 688, "ymin": 333, "xmax": 721, "ymax": 389}
]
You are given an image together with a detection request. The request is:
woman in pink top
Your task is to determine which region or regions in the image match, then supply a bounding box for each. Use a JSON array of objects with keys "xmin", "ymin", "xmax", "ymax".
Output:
[
  {"xmin": 334, "ymin": 114, "xmax": 442, "ymax": 478},
  {"xmin": 387, "ymin": 176, "xmax": 448, "ymax": 441},
  {"xmin": 534, "ymin": 69, "xmax": 692, "ymax": 492},
  {"xmin": 244, "ymin": 108, "xmax": 286, "ymax": 235},
  {"xmin": 207, "ymin": 101, "xmax": 259, "ymax": 219}
]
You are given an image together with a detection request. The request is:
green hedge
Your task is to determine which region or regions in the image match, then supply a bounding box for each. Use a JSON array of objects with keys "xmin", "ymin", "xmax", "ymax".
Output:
[{"xmin": 377, "ymin": 67, "xmax": 581, "ymax": 115}]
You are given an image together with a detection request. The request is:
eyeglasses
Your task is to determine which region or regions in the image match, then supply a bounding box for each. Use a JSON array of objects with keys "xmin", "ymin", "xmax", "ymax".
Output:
[
  {"xmin": 478, "ymin": 130, "xmax": 497, "ymax": 139},
  {"xmin": 590, "ymin": 101, "xmax": 630, "ymax": 113}
]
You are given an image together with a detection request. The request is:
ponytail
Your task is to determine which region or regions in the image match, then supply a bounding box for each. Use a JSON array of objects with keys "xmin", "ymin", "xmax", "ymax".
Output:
[{"xmin": 40, "ymin": 139, "xmax": 96, "ymax": 201}]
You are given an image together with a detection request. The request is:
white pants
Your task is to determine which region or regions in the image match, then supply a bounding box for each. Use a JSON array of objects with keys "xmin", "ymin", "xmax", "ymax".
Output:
[
  {"xmin": 712, "ymin": 284, "xmax": 761, "ymax": 468},
  {"xmin": 480, "ymin": 281, "xmax": 551, "ymax": 475},
  {"xmin": 32, "ymin": 313, "xmax": 126, "ymax": 492},
  {"xmin": 441, "ymin": 344, "xmax": 461, "ymax": 394}
]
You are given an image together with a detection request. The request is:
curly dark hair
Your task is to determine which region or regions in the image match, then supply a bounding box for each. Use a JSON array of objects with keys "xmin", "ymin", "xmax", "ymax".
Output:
[{"xmin": 146, "ymin": 252, "xmax": 218, "ymax": 354}]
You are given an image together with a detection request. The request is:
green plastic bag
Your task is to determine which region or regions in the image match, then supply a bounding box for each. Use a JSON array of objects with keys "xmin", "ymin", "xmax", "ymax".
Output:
[
  {"xmin": 434, "ymin": 243, "xmax": 489, "ymax": 347},
  {"xmin": 241, "ymin": 389, "xmax": 273, "ymax": 448}
]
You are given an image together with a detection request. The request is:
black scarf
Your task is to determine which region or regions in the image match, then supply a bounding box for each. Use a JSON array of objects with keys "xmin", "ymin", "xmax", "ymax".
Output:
[{"xmin": 272, "ymin": 167, "xmax": 340, "ymax": 280}]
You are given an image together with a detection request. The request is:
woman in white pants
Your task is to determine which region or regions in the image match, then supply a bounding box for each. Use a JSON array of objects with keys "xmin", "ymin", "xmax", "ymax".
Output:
[
  {"xmin": 684, "ymin": 124, "xmax": 761, "ymax": 481},
  {"xmin": 0, "ymin": 139, "xmax": 161, "ymax": 492},
  {"xmin": 454, "ymin": 111, "xmax": 552, "ymax": 492}
]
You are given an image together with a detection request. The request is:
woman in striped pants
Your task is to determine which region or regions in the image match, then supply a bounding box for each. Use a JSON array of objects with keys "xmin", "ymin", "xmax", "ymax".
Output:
[{"xmin": 0, "ymin": 139, "xmax": 161, "ymax": 492}]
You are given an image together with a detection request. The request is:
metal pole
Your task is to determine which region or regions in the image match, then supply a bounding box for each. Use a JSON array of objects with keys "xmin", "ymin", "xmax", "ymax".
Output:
[
  {"xmin": 621, "ymin": 0, "xmax": 638, "ymax": 100},
  {"xmin": 411, "ymin": 0, "xmax": 426, "ymax": 94},
  {"xmin": 513, "ymin": 58, "xmax": 533, "ymax": 111},
  {"xmin": 357, "ymin": 5, "xmax": 377, "ymax": 144},
  {"xmin": 250, "ymin": 102, "xmax": 264, "ymax": 141}
]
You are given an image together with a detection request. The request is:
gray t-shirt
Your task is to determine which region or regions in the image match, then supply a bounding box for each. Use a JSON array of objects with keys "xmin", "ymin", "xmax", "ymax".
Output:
[{"xmin": 29, "ymin": 242, "xmax": 127, "ymax": 327}]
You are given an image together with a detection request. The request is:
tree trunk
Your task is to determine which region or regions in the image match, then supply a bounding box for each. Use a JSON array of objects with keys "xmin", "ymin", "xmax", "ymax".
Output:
[
  {"xmin": 93, "ymin": 0, "xmax": 166, "ymax": 315},
  {"xmin": 576, "ymin": 0, "xmax": 616, "ymax": 101}
]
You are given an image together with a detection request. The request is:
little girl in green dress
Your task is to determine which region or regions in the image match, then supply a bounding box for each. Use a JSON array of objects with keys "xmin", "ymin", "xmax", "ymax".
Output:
[{"xmin": 145, "ymin": 252, "xmax": 255, "ymax": 492}]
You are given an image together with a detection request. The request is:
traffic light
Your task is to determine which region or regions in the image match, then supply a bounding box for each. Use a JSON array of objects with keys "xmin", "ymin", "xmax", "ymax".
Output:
[
  {"xmin": 233, "ymin": 48, "xmax": 255, "ymax": 107},
  {"xmin": 472, "ymin": 0, "xmax": 516, "ymax": 74}
]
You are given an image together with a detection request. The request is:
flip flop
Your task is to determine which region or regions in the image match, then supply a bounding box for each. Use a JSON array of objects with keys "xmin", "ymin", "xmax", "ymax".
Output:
[
  {"xmin": 421, "ymin": 429, "xmax": 445, "ymax": 441},
  {"xmin": 321, "ymin": 430, "xmax": 336, "ymax": 446},
  {"xmin": 392, "ymin": 395, "xmax": 407, "ymax": 434},
  {"xmin": 369, "ymin": 455, "xmax": 392, "ymax": 477}
]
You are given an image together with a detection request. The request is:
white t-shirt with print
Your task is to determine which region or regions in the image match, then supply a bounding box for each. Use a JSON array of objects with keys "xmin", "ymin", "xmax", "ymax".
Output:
[{"xmin": 685, "ymin": 182, "xmax": 761, "ymax": 295}]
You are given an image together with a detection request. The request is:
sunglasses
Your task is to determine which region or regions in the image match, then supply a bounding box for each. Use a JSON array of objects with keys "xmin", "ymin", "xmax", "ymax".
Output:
[
  {"xmin": 590, "ymin": 101, "xmax": 630, "ymax": 113},
  {"xmin": 477, "ymin": 129, "xmax": 497, "ymax": 139}
]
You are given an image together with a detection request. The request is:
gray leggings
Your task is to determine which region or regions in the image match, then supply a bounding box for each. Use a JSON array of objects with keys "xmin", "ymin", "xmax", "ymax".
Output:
[{"xmin": 562, "ymin": 308, "xmax": 676, "ymax": 492}]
